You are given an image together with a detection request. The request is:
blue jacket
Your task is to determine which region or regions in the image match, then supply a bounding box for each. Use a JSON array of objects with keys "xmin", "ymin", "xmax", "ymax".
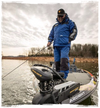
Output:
[{"xmin": 48, "ymin": 15, "xmax": 77, "ymax": 46}]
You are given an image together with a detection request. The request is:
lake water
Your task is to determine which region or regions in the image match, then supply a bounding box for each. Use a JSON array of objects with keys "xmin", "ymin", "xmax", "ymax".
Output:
[{"xmin": 2, "ymin": 59, "xmax": 98, "ymax": 106}]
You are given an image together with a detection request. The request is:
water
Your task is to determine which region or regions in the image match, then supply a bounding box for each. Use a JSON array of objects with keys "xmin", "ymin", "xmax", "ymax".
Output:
[{"xmin": 2, "ymin": 59, "xmax": 98, "ymax": 106}]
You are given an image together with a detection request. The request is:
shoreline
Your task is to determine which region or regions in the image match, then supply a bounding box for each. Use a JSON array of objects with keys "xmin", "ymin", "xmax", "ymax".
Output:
[{"xmin": 2, "ymin": 56, "xmax": 98, "ymax": 63}]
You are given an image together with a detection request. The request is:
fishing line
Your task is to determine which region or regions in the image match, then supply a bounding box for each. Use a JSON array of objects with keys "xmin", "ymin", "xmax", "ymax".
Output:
[{"xmin": 2, "ymin": 46, "xmax": 47, "ymax": 80}]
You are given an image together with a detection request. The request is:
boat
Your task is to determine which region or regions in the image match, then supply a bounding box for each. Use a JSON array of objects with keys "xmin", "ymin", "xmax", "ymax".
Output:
[{"xmin": 31, "ymin": 59, "xmax": 97, "ymax": 104}]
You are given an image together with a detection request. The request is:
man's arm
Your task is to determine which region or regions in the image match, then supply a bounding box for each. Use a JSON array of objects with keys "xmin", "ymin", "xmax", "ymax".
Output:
[
  {"xmin": 69, "ymin": 21, "xmax": 77, "ymax": 42},
  {"xmin": 47, "ymin": 26, "xmax": 54, "ymax": 46}
]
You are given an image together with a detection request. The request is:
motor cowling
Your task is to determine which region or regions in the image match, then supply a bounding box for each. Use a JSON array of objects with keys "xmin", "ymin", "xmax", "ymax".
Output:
[{"xmin": 31, "ymin": 67, "xmax": 53, "ymax": 82}]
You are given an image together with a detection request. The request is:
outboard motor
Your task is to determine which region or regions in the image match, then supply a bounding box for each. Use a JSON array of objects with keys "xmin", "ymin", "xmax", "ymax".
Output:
[
  {"xmin": 31, "ymin": 66, "xmax": 54, "ymax": 94},
  {"xmin": 31, "ymin": 64, "xmax": 80, "ymax": 104}
]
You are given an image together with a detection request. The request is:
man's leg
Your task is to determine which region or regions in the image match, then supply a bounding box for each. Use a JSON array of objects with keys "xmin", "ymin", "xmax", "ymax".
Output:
[
  {"xmin": 60, "ymin": 46, "xmax": 70, "ymax": 79},
  {"xmin": 54, "ymin": 47, "xmax": 60, "ymax": 72}
]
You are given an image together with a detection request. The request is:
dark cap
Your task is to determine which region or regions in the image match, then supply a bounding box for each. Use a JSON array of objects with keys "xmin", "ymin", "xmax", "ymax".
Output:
[{"xmin": 57, "ymin": 9, "xmax": 65, "ymax": 15}]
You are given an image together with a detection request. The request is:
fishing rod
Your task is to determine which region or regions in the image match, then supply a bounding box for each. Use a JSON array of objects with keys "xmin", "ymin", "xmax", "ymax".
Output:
[{"xmin": 2, "ymin": 46, "xmax": 48, "ymax": 80}]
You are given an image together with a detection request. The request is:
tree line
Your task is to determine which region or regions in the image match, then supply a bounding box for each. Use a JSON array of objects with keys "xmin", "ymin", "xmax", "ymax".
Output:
[{"xmin": 28, "ymin": 44, "xmax": 98, "ymax": 57}]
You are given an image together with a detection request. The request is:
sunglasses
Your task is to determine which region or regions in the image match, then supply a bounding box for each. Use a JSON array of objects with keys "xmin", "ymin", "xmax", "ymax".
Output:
[{"xmin": 58, "ymin": 15, "xmax": 64, "ymax": 18}]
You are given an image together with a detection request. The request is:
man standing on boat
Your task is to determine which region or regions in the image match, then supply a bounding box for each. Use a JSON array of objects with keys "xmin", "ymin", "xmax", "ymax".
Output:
[{"xmin": 47, "ymin": 9, "xmax": 77, "ymax": 79}]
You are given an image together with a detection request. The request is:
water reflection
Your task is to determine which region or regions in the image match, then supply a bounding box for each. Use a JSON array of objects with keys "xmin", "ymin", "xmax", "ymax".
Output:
[{"xmin": 75, "ymin": 62, "xmax": 98, "ymax": 78}]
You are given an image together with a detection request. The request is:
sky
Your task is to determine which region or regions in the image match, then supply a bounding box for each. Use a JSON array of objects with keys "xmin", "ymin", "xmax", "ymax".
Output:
[{"xmin": 1, "ymin": 0, "xmax": 99, "ymax": 56}]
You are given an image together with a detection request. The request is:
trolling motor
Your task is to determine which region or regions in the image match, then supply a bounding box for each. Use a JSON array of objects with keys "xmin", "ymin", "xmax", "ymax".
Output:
[{"xmin": 31, "ymin": 64, "xmax": 80, "ymax": 104}]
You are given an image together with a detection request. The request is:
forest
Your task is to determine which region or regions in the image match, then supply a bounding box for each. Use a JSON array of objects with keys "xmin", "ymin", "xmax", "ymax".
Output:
[{"xmin": 28, "ymin": 44, "xmax": 98, "ymax": 57}]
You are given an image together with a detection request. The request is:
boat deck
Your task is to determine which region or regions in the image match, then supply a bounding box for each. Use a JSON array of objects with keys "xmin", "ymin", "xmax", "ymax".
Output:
[{"xmin": 67, "ymin": 72, "xmax": 91, "ymax": 85}]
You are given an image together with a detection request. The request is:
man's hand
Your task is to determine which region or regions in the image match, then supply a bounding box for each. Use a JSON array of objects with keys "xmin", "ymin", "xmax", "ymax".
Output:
[{"xmin": 47, "ymin": 42, "xmax": 51, "ymax": 47}]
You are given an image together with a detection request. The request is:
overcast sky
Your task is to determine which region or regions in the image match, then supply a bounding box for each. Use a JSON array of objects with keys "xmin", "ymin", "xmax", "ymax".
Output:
[{"xmin": 1, "ymin": 1, "xmax": 98, "ymax": 56}]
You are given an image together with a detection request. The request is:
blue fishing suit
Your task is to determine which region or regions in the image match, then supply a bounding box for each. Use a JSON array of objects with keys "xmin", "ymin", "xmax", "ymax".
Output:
[{"xmin": 48, "ymin": 14, "xmax": 77, "ymax": 79}]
